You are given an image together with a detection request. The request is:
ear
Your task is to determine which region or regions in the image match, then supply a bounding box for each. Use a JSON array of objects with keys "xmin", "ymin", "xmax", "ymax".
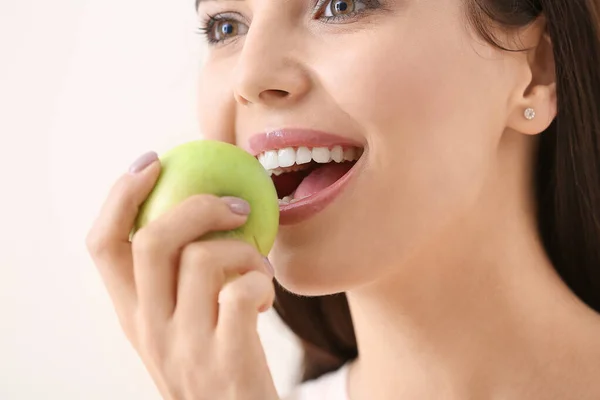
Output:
[{"xmin": 506, "ymin": 17, "xmax": 557, "ymax": 136}]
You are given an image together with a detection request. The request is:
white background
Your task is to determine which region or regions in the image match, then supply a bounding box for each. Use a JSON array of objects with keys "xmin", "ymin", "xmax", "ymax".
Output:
[{"xmin": 0, "ymin": 1, "xmax": 302, "ymax": 398}]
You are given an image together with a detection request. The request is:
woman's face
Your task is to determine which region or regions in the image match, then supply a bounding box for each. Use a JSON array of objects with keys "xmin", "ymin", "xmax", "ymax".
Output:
[{"xmin": 196, "ymin": 0, "xmax": 532, "ymax": 295}]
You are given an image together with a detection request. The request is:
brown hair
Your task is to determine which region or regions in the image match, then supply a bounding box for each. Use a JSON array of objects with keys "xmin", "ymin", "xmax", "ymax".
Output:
[{"xmin": 273, "ymin": 0, "xmax": 600, "ymax": 382}]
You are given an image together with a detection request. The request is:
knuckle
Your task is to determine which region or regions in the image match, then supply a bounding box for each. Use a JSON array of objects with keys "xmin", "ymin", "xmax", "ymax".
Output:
[
  {"xmin": 181, "ymin": 243, "xmax": 215, "ymax": 267},
  {"xmin": 187, "ymin": 194, "xmax": 221, "ymax": 213},
  {"xmin": 85, "ymin": 228, "xmax": 101, "ymax": 252},
  {"xmin": 131, "ymin": 228, "xmax": 162, "ymax": 257},
  {"xmin": 189, "ymin": 194, "xmax": 232, "ymax": 221},
  {"xmin": 85, "ymin": 230, "xmax": 112, "ymax": 259},
  {"xmin": 220, "ymin": 272, "xmax": 274, "ymax": 312},
  {"xmin": 221, "ymin": 285, "xmax": 256, "ymax": 308},
  {"xmin": 229, "ymin": 240, "xmax": 256, "ymax": 258},
  {"xmin": 220, "ymin": 241, "xmax": 263, "ymax": 272}
]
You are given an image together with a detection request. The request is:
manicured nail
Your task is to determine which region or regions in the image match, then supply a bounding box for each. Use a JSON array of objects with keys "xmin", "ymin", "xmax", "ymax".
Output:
[
  {"xmin": 263, "ymin": 257, "xmax": 274, "ymax": 277},
  {"xmin": 221, "ymin": 196, "xmax": 251, "ymax": 215},
  {"xmin": 129, "ymin": 151, "xmax": 158, "ymax": 173}
]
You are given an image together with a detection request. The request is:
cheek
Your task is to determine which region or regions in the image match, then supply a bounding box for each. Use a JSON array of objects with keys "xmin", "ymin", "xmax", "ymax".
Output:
[
  {"xmin": 316, "ymin": 15, "xmax": 506, "ymax": 203},
  {"xmin": 196, "ymin": 61, "xmax": 237, "ymax": 141},
  {"xmin": 277, "ymin": 17, "xmax": 513, "ymax": 294}
]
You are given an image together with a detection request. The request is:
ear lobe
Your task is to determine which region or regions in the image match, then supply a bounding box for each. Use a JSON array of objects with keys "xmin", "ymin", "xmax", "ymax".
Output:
[
  {"xmin": 506, "ymin": 20, "xmax": 557, "ymax": 136},
  {"xmin": 508, "ymin": 82, "xmax": 557, "ymax": 136}
]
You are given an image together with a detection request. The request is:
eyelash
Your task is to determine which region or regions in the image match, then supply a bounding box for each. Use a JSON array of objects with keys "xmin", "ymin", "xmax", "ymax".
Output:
[
  {"xmin": 195, "ymin": 0, "xmax": 381, "ymax": 46},
  {"xmin": 196, "ymin": 12, "xmax": 244, "ymax": 45}
]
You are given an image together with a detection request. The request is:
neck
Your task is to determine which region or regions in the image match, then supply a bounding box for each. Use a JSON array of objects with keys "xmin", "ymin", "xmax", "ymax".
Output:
[{"xmin": 345, "ymin": 138, "xmax": 600, "ymax": 399}]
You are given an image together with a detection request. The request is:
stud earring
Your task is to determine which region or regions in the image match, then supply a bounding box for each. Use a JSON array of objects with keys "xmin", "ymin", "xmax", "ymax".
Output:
[{"xmin": 524, "ymin": 108, "xmax": 536, "ymax": 120}]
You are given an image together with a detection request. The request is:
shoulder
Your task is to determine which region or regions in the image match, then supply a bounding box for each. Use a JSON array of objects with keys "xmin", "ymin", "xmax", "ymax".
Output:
[{"xmin": 283, "ymin": 364, "xmax": 350, "ymax": 400}]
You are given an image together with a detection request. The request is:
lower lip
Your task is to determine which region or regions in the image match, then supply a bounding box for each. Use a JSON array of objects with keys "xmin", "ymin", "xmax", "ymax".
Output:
[{"xmin": 278, "ymin": 153, "xmax": 365, "ymax": 225}]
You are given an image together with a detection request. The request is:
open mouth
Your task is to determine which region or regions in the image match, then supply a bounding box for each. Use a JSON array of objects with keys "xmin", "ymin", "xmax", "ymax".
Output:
[{"xmin": 256, "ymin": 145, "xmax": 364, "ymax": 205}]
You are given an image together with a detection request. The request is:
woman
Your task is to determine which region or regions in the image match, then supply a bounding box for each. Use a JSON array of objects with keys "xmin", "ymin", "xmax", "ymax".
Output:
[{"xmin": 86, "ymin": 0, "xmax": 600, "ymax": 398}]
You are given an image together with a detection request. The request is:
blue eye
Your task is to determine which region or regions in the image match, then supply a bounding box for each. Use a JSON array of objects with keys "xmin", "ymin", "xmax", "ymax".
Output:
[
  {"xmin": 211, "ymin": 19, "xmax": 248, "ymax": 42},
  {"xmin": 322, "ymin": 0, "xmax": 366, "ymax": 18},
  {"xmin": 196, "ymin": 13, "xmax": 249, "ymax": 45},
  {"xmin": 220, "ymin": 22, "xmax": 235, "ymax": 35},
  {"xmin": 196, "ymin": 0, "xmax": 380, "ymax": 46}
]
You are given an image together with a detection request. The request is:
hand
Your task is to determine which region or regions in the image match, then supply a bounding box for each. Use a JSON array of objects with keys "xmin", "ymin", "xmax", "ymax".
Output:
[{"xmin": 85, "ymin": 152, "xmax": 279, "ymax": 400}]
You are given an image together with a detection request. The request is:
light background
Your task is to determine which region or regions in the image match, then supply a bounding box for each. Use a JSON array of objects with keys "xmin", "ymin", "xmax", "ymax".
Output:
[{"xmin": 0, "ymin": 1, "xmax": 302, "ymax": 398}]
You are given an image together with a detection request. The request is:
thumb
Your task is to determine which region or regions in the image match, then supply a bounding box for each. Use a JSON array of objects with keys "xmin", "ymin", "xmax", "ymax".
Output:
[
  {"xmin": 85, "ymin": 151, "xmax": 161, "ymax": 324},
  {"xmin": 93, "ymin": 151, "xmax": 162, "ymax": 245}
]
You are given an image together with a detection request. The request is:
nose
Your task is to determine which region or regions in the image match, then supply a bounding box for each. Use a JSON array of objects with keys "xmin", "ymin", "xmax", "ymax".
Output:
[{"xmin": 233, "ymin": 21, "xmax": 311, "ymax": 107}]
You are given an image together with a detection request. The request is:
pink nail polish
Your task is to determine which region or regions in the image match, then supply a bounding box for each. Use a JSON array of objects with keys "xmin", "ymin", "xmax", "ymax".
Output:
[
  {"xmin": 221, "ymin": 196, "xmax": 251, "ymax": 215},
  {"xmin": 129, "ymin": 151, "xmax": 158, "ymax": 173}
]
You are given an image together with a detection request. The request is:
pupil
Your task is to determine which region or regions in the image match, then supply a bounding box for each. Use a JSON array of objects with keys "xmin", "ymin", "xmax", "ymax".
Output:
[
  {"xmin": 335, "ymin": 1, "xmax": 348, "ymax": 12},
  {"xmin": 334, "ymin": 0, "xmax": 350, "ymax": 13},
  {"xmin": 221, "ymin": 23, "xmax": 234, "ymax": 35}
]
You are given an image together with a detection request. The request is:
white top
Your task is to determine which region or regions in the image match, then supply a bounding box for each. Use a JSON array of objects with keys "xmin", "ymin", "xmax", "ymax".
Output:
[{"xmin": 284, "ymin": 364, "xmax": 350, "ymax": 400}]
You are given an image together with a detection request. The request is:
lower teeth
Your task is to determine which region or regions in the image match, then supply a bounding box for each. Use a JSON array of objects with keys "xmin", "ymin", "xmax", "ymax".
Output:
[
  {"xmin": 278, "ymin": 194, "xmax": 307, "ymax": 205},
  {"xmin": 279, "ymin": 196, "xmax": 294, "ymax": 205}
]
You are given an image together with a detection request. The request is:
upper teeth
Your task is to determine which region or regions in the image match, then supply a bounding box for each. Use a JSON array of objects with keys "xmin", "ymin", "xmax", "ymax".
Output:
[{"xmin": 257, "ymin": 146, "xmax": 362, "ymax": 172}]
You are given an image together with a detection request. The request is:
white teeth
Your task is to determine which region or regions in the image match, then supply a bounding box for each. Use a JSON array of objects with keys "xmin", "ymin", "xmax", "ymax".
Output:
[
  {"xmin": 296, "ymin": 146, "xmax": 312, "ymax": 165},
  {"xmin": 263, "ymin": 150, "xmax": 279, "ymax": 170},
  {"xmin": 277, "ymin": 147, "xmax": 296, "ymax": 168},
  {"xmin": 279, "ymin": 196, "xmax": 303, "ymax": 204},
  {"xmin": 258, "ymin": 146, "xmax": 362, "ymax": 171},
  {"xmin": 279, "ymin": 196, "xmax": 293, "ymax": 205},
  {"xmin": 343, "ymin": 147, "xmax": 356, "ymax": 161},
  {"xmin": 312, "ymin": 147, "xmax": 331, "ymax": 163},
  {"xmin": 330, "ymin": 145, "xmax": 344, "ymax": 163}
]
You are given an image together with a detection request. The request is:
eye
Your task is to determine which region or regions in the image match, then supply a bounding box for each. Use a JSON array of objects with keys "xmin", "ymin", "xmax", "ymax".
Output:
[
  {"xmin": 321, "ymin": 0, "xmax": 367, "ymax": 18},
  {"xmin": 197, "ymin": 14, "xmax": 250, "ymax": 45},
  {"xmin": 210, "ymin": 19, "xmax": 248, "ymax": 42}
]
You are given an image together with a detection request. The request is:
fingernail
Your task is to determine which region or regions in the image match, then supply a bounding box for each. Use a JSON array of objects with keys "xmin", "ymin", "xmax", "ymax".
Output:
[
  {"xmin": 129, "ymin": 151, "xmax": 158, "ymax": 173},
  {"xmin": 263, "ymin": 257, "xmax": 274, "ymax": 277},
  {"xmin": 221, "ymin": 196, "xmax": 251, "ymax": 215}
]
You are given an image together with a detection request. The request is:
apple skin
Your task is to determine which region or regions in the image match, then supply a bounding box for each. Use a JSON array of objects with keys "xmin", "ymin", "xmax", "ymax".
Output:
[{"xmin": 133, "ymin": 140, "xmax": 279, "ymax": 256}]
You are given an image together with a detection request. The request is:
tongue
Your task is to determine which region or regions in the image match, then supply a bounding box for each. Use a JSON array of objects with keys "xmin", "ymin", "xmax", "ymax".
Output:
[{"xmin": 294, "ymin": 162, "xmax": 353, "ymax": 199}]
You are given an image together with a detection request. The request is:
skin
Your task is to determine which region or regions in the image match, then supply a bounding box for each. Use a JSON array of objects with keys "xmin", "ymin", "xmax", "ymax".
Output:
[{"xmin": 87, "ymin": 0, "xmax": 600, "ymax": 399}]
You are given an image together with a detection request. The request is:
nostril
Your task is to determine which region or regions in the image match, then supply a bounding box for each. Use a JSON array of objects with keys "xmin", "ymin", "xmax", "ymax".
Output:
[
  {"xmin": 272, "ymin": 90, "xmax": 289, "ymax": 97},
  {"xmin": 260, "ymin": 89, "xmax": 290, "ymax": 102}
]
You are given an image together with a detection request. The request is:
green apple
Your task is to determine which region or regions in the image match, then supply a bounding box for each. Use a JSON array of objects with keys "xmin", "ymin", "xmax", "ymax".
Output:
[{"xmin": 133, "ymin": 139, "xmax": 279, "ymax": 256}]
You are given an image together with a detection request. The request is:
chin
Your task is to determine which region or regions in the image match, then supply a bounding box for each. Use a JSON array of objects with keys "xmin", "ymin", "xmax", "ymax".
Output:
[
  {"xmin": 274, "ymin": 270, "xmax": 350, "ymax": 297},
  {"xmin": 268, "ymin": 244, "xmax": 364, "ymax": 296}
]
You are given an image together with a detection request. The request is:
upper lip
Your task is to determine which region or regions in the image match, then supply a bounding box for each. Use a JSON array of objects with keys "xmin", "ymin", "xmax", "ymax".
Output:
[{"xmin": 245, "ymin": 128, "xmax": 365, "ymax": 157}]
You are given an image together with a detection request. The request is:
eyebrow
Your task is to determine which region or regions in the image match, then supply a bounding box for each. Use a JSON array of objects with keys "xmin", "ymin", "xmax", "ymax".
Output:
[{"xmin": 196, "ymin": 0, "xmax": 243, "ymax": 10}]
